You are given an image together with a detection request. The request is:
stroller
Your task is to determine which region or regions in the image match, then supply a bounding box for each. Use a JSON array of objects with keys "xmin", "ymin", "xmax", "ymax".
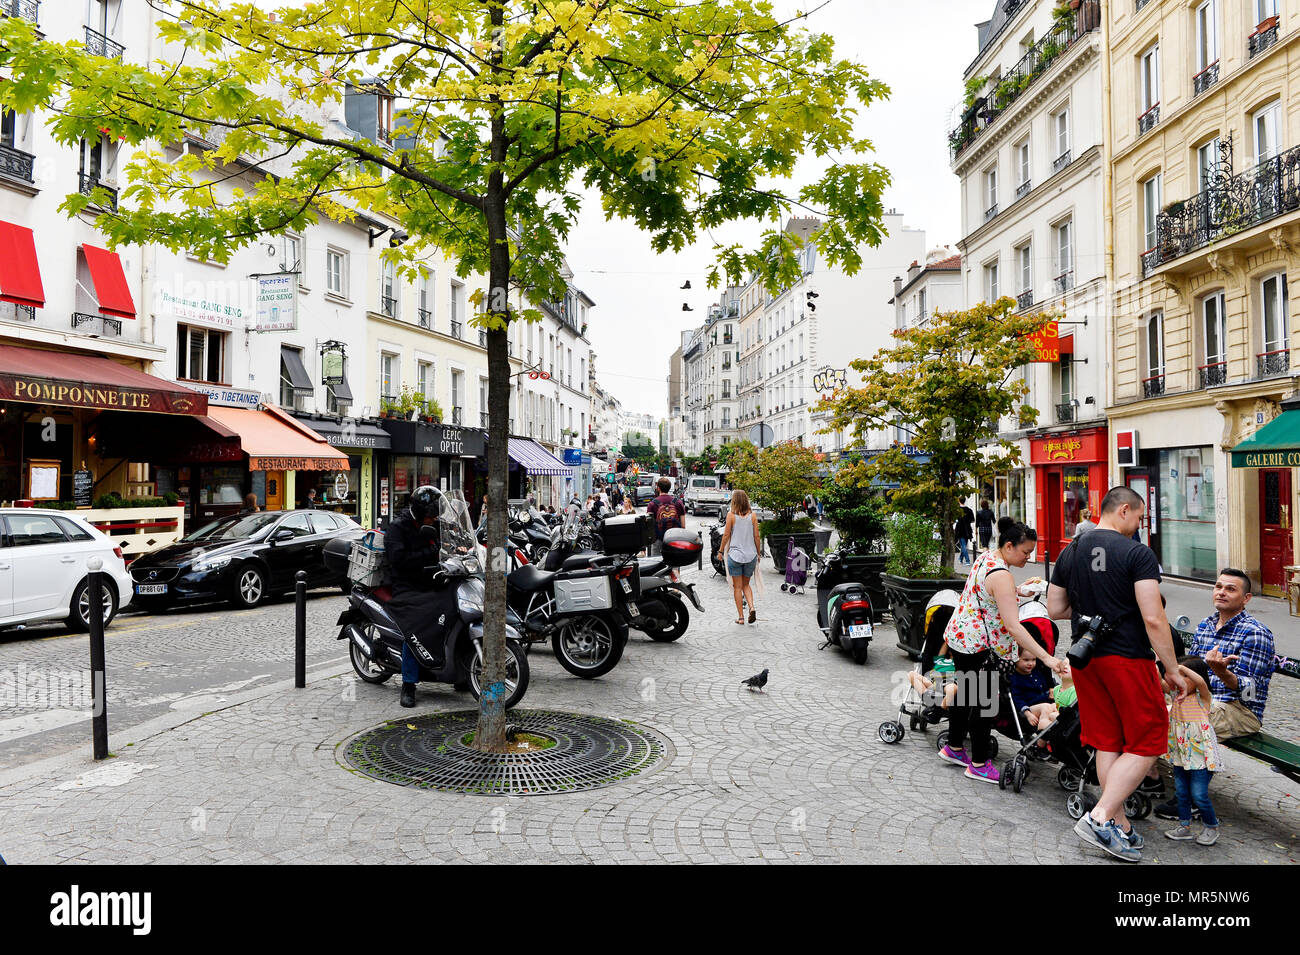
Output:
[{"xmin": 781, "ymin": 543, "xmax": 810, "ymax": 594}]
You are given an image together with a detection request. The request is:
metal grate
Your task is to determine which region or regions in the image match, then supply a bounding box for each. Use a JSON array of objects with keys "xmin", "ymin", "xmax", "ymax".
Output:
[{"xmin": 343, "ymin": 709, "xmax": 671, "ymax": 796}]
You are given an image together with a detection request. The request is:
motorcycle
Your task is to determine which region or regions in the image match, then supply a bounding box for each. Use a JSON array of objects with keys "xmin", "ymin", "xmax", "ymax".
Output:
[
  {"xmin": 330, "ymin": 492, "xmax": 530, "ymax": 707},
  {"xmin": 707, "ymin": 522, "xmax": 726, "ymax": 576},
  {"xmin": 812, "ymin": 550, "xmax": 875, "ymax": 664}
]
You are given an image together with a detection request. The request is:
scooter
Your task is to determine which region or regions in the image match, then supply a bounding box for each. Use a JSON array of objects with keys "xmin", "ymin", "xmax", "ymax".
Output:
[
  {"xmin": 707, "ymin": 522, "xmax": 726, "ymax": 576},
  {"xmin": 812, "ymin": 550, "xmax": 875, "ymax": 664}
]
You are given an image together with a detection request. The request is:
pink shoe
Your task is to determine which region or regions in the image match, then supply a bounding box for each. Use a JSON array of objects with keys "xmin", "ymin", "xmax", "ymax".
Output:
[
  {"xmin": 938, "ymin": 745, "xmax": 971, "ymax": 767},
  {"xmin": 964, "ymin": 761, "xmax": 1001, "ymax": 784}
]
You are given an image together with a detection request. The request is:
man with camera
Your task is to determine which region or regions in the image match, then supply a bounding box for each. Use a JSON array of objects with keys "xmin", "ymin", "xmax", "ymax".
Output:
[{"xmin": 1047, "ymin": 486, "xmax": 1187, "ymax": 862}]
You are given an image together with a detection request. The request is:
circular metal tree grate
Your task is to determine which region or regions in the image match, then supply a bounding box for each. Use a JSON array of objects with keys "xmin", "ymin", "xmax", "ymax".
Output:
[{"xmin": 342, "ymin": 709, "xmax": 671, "ymax": 796}]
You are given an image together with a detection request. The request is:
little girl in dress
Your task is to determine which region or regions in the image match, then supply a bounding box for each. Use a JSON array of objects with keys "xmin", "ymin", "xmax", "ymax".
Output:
[{"xmin": 1164, "ymin": 655, "xmax": 1225, "ymax": 846}]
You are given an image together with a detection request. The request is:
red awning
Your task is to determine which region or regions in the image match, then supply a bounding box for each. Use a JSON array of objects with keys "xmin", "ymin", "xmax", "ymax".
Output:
[
  {"xmin": 204, "ymin": 405, "xmax": 350, "ymax": 471},
  {"xmin": 0, "ymin": 221, "xmax": 45, "ymax": 309},
  {"xmin": 1060, "ymin": 335, "xmax": 1074, "ymax": 354},
  {"xmin": 82, "ymin": 244, "xmax": 136, "ymax": 319},
  {"xmin": 0, "ymin": 343, "xmax": 207, "ymax": 415}
]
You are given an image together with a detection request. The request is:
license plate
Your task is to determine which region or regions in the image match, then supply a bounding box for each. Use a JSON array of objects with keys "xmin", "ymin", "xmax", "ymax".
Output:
[
  {"xmin": 135, "ymin": 584, "xmax": 167, "ymax": 595},
  {"xmin": 850, "ymin": 623, "xmax": 873, "ymax": 639},
  {"xmin": 619, "ymin": 578, "xmax": 632, "ymax": 594},
  {"xmin": 627, "ymin": 602, "xmax": 640, "ymax": 617}
]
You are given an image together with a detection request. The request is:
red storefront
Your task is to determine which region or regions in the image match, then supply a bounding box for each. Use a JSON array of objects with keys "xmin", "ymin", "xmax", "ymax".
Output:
[{"xmin": 1030, "ymin": 426, "xmax": 1109, "ymax": 561}]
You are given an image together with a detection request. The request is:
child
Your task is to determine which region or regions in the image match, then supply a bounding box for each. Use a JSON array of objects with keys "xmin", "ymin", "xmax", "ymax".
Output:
[
  {"xmin": 1010, "ymin": 647, "xmax": 1058, "ymax": 730},
  {"xmin": 1164, "ymin": 655, "xmax": 1224, "ymax": 846},
  {"xmin": 1051, "ymin": 662, "xmax": 1076, "ymax": 709},
  {"xmin": 908, "ymin": 652, "xmax": 958, "ymax": 721}
]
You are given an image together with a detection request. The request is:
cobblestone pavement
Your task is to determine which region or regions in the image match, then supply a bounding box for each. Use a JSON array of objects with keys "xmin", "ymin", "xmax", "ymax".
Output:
[{"xmin": 1, "ymin": 517, "xmax": 1296, "ymax": 864}]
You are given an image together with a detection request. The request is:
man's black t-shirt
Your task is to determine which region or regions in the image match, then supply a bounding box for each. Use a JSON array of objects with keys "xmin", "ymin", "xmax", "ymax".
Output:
[{"xmin": 1050, "ymin": 529, "xmax": 1161, "ymax": 660}]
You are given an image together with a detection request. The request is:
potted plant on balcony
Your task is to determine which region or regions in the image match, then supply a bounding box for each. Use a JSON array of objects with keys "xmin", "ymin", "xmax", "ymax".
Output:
[
  {"xmin": 814, "ymin": 296, "xmax": 1050, "ymax": 657},
  {"xmin": 378, "ymin": 398, "xmax": 396, "ymax": 419},
  {"xmin": 727, "ymin": 441, "xmax": 820, "ymax": 572},
  {"xmin": 395, "ymin": 386, "xmax": 421, "ymax": 421}
]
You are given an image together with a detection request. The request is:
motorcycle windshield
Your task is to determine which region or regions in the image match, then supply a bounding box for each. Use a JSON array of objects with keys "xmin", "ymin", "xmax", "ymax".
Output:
[{"xmin": 438, "ymin": 491, "xmax": 481, "ymax": 574}]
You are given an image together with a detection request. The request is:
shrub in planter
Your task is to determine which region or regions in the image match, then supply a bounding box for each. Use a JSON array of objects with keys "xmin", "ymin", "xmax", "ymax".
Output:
[
  {"xmin": 884, "ymin": 512, "xmax": 943, "ymax": 579},
  {"xmin": 819, "ymin": 460, "xmax": 887, "ymax": 553}
]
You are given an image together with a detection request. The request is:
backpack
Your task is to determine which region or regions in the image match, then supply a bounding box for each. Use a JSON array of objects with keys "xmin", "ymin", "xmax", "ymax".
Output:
[{"xmin": 655, "ymin": 496, "xmax": 682, "ymax": 536}]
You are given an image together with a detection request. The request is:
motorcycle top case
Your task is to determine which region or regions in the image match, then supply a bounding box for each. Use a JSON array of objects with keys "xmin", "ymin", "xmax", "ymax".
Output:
[
  {"xmin": 600, "ymin": 513, "xmax": 654, "ymax": 554},
  {"xmin": 660, "ymin": 528, "xmax": 703, "ymax": 568}
]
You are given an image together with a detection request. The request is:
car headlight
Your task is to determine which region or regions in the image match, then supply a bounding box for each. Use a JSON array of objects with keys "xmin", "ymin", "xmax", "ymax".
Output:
[
  {"xmin": 192, "ymin": 555, "xmax": 232, "ymax": 572},
  {"xmin": 457, "ymin": 577, "xmax": 485, "ymax": 615}
]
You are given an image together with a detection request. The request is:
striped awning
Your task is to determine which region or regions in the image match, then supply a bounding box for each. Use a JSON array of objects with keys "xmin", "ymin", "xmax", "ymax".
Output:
[{"xmin": 508, "ymin": 438, "xmax": 570, "ymax": 476}]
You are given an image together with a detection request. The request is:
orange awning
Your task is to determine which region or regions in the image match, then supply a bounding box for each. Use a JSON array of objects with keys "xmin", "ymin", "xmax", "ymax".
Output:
[
  {"xmin": 204, "ymin": 405, "xmax": 349, "ymax": 471},
  {"xmin": 1060, "ymin": 334, "xmax": 1074, "ymax": 354}
]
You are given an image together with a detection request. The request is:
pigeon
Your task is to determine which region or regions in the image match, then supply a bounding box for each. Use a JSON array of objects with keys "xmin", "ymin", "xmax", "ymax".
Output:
[{"xmin": 741, "ymin": 669, "xmax": 769, "ymax": 693}]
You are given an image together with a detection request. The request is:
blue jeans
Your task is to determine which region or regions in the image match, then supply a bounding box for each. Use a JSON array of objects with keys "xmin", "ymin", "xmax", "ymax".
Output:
[
  {"xmin": 401, "ymin": 642, "xmax": 420, "ymax": 684},
  {"xmin": 957, "ymin": 537, "xmax": 970, "ymax": 563},
  {"xmin": 1172, "ymin": 767, "xmax": 1218, "ymax": 827}
]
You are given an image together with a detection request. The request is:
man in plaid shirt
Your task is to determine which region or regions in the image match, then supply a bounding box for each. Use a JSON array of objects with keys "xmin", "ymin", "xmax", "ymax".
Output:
[{"xmin": 1186, "ymin": 568, "xmax": 1275, "ymax": 740}]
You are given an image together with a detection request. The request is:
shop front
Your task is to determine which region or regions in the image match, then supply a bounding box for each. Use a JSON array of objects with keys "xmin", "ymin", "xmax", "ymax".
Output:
[
  {"xmin": 506, "ymin": 437, "xmax": 573, "ymax": 508},
  {"xmin": 378, "ymin": 420, "xmax": 486, "ymax": 528},
  {"xmin": 1029, "ymin": 427, "xmax": 1108, "ymax": 561},
  {"xmin": 563, "ymin": 447, "xmax": 593, "ymax": 501},
  {"xmin": 292, "ymin": 414, "xmax": 390, "ymax": 528},
  {"xmin": 1229, "ymin": 392, "xmax": 1300, "ymax": 597}
]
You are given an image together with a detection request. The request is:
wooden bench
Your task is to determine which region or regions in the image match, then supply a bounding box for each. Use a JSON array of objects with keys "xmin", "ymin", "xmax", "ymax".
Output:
[{"xmin": 1221, "ymin": 655, "xmax": 1300, "ymax": 783}]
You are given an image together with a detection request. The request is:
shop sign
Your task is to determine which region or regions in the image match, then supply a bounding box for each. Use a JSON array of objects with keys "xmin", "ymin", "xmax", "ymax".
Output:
[
  {"xmin": 333, "ymin": 471, "xmax": 350, "ymax": 499},
  {"xmin": 1041, "ymin": 437, "xmax": 1083, "ymax": 461},
  {"xmin": 1116, "ymin": 430, "xmax": 1138, "ymax": 468},
  {"xmin": 0, "ymin": 375, "xmax": 206, "ymax": 415},
  {"xmin": 1030, "ymin": 429, "xmax": 1106, "ymax": 465},
  {"xmin": 563, "ymin": 448, "xmax": 582, "ymax": 465},
  {"xmin": 255, "ymin": 274, "xmax": 298, "ymax": 331},
  {"xmin": 1027, "ymin": 321, "xmax": 1060, "ymax": 362},
  {"xmin": 184, "ymin": 383, "xmax": 261, "ymax": 409},
  {"xmin": 157, "ymin": 289, "xmax": 245, "ymax": 330},
  {"xmin": 379, "ymin": 477, "xmax": 389, "ymax": 517},
  {"xmin": 1235, "ymin": 450, "xmax": 1300, "ymax": 468},
  {"xmin": 321, "ymin": 350, "xmax": 344, "ymax": 386},
  {"xmin": 247, "ymin": 455, "xmax": 348, "ymax": 471}
]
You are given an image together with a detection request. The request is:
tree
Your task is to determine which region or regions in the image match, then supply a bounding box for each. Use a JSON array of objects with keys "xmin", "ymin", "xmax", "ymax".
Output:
[
  {"xmin": 815, "ymin": 298, "xmax": 1051, "ymax": 574},
  {"xmin": 727, "ymin": 440, "xmax": 819, "ymax": 526},
  {"xmin": 0, "ymin": 1, "xmax": 890, "ymax": 751}
]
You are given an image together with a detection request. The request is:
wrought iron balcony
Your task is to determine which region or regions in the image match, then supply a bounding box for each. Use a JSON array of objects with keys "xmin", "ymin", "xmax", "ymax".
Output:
[
  {"xmin": 1192, "ymin": 61, "xmax": 1220, "ymax": 97},
  {"xmin": 1138, "ymin": 104, "xmax": 1160, "ymax": 136},
  {"xmin": 1249, "ymin": 21, "xmax": 1279, "ymax": 58},
  {"xmin": 71, "ymin": 312, "xmax": 122, "ymax": 337},
  {"xmin": 79, "ymin": 173, "xmax": 117, "ymax": 210},
  {"xmin": 0, "ymin": 142, "xmax": 34, "ymax": 183},
  {"xmin": 1142, "ymin": 374, "xmax": 1165, "ymax": 398},
  {"xmin": 450, "ymin": 319, "xmax": 462, "ymax": 339},
  {"xmin": 1056, "ymin": 402, "xmax": 1076, "ymax": 424},
  {"xmin": 416, "ymin": 307, "xmax": 431, "ymax": 329},
  {"xmin": 381, "ymin": 295, "xmax": 398, "ymax": 318},
  {"xmin": 1141, "ymin": 140, "xmax": 1300, "ymax": 276},
  {"xmin": 84, "ymin": 27, "xmax": 124, "ymax": 60},
  {"xmin": 4, "ymin": 303, "xmax": 35, "ymax": 322},
  {"xmin": 1016, "ymin": 289, "xmax": 1034, "ymax": 311},
  {"xmin": 1198, "ymin": 361, "xmax": 1227, "ymax": 389},
  {"xmin": 1053, "ymin": 150, "xmax": 1072, "ymax": 174},
  {"xmin": 1015, "ymin": 180, "xmax": 1032, "ymax": 200},
  {"xmin": 984, "ymin": 203, "xmax": 999, "ymax": 223},
  {"xmin": 1055, "ymin": 270, "xmax": 1074, "ymax": 293},
  {"xmin": 1257, "ymin": 349, "xmax": 1290, "ymax": 377},
  {"xmin": 1135, "ymin": 0, "xmax": 1150, "ymax": 10},
  {"xmin": 1, "ymin": 0, "xmax": 39, "ymax": 22},
  {"xmin": 479, "ymin": 329, "xmax": 487, "ymax": 347},
  {"xmin": 451, "ymin": 405, "xmax": 463, "ymax": 425},
  {"xmin": 481, "ymin": 411, "xmax": 489, "ymax": 428}
]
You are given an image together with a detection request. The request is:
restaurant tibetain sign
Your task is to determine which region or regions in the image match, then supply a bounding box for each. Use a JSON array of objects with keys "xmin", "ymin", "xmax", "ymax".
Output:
[{"xmin": 0, "ymin": 374, "xmax": 205, "ymax": 415}]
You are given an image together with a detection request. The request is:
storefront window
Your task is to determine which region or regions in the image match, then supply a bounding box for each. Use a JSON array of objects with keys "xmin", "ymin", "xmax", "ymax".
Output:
[
  {"xmin": 1157, "ymin": 447, "xmax": 1216, "ymax": 581},
  {"xmin": 297, "ymin": 457, "xmax": 362, "ymax": 518},
  {"xmin": 1063, "ymin": 466, "xmax": 1089, "ymax": 538},
  {"xmin": 199, "ymin": 466, "xmax": 245, "ymax": 506},
  {"xmin": 391, "ymin": 455, "xmax": 439, "ymax": 514}
]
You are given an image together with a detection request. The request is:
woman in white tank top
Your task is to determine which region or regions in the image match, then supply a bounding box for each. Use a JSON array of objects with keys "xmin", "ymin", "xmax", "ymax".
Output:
[{"xmin": 720, "ymin": 490, "xmax": 762, "ymax": 624}]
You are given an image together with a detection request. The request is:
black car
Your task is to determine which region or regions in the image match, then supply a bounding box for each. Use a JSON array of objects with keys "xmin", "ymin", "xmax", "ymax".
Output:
[{"xmin": 128, "ymin": 510, "xmax": 363, "ymax": 612}]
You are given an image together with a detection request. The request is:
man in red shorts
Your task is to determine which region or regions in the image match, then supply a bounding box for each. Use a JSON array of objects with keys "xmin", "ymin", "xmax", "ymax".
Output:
[{"xmin": 1047, "ymin": 486, "xmax": 1187, "ymax": 862}]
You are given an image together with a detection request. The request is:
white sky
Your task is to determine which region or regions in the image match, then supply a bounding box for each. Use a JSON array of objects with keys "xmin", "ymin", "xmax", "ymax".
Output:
[{"xmin": 569, "ymin": 0, "xmax": 982, "ymax": 419}]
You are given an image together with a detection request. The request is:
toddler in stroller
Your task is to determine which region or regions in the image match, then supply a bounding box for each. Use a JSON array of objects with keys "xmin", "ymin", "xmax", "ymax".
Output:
[{"xmin": 781, "ymin": 543, "xmax": 810, "ymax": 594}]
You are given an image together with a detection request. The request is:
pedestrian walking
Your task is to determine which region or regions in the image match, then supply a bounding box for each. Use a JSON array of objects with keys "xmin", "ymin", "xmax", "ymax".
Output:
[
  {"xmin": 939, "ymin": 522, "xmax": 1063, "ymax": 785},
  {"xmin": 954, "ymin": 505, "xmax": 973, "ymax": 565},
  {"xmin": 1046, "ymin": 486, "xmax": 1187, "ymax": 862},
  {"xmin": 975, "ymin": 499, "xmax": 995, "ymax": 553},
  {"xmin": 719, "ymin": 489, "xmax": 762, "ymax": 624},
  {"xmin": 1073, "ymin": 507, "xmax": 1096, "ymax": 538}
]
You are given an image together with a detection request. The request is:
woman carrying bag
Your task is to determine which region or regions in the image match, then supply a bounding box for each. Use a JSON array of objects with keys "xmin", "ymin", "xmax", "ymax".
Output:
[
  {"xmin": 939, "ymin": 522, "xmax": 1065, "ymax": 784},
  {"xmin": 719, "ymin": 489, "xmax": 763, "ymax": 624}
]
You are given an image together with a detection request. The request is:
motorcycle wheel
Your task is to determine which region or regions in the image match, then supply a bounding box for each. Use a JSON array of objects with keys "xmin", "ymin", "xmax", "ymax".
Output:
[
  {"xmin": 349, "ymin": 627, "xmax": 394, "ymax": 685},
  {"xmin": 468, "ymin": 641, "xmax": 530, "ymax": 709},
  {"xmin": 553, "ymin": 614, "xmax": 627, "ymax": 678},
  {"xmin": 645, "ymin": 593, "xmax": 689, "ymax": 642},
  {"xmin": 851, "ymin": 645, "xmax": 869, "ymax": 665}
]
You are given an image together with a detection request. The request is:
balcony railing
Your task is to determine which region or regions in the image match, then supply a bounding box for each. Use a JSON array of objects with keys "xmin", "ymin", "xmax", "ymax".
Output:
[
  {"xmin": 1249, "ymin": 20, "xmax": 1279, "ymax": 58},
  {"xmin": 450, "ymin": 320, "xmax": 462, "ymax": 339},
  {"xmin": 1015, "ymin": 180, "xmax": 1032, "ymax": 200},
  {"xmin": 1138, "ymin": 103, "xmax": 1160, "ymax": 136},
  {"xmin": 949, "ymin": 2, "xmax": 1100, "ymax": 158},
  {"xmin": 1142, "ymin": 373, "xmax": 1165, "ymax": 397},
  {"xmin": 984, "ymin": 204, "xmax": 999, "ymax": 223},
  {"xmin": 481, "ymin": 411, "xmax": 489, "ymax": 428},
  {"xmin": 0, "ymin": 142, "xmax": 35, "ymax": 183},
  {"xmin": 380, "ymin": 295, "xmax": 398, "ymax": 318},
  {"xmin": 1056, "ymin": 402, "xmax": 1076, "ymax": 424},
  {"xmin": 1055, "ymin": 270, "xmax": 1074, "ymax": 293},
  {"xmin": 1198, "ymin": 361, "xmax": 1227, "ymax": 389},
  {"xmin": 479, "ymin": 329, "xmax": 487, "ymax": 347},
  {"xmin": 4, "ymin": 303, "xmax": 35, "ymax": 322},
  {"xmin": 1192, "ymin": 61, "xmax": 1220, "ymax": 97},
  {"xmin": 71, "ymin": 312, "xmax": 122, "ymax": 337},
  {"xmin": 84, "ymin": 27, "xmax": 124, "ymax": 60},
  {"xmin": 1053, "ymin": 150, "xmax": 1072, "ymax": 174},
  {"xmin": 1141, "ymin": 140, "xmax": 1300, "ymax": 276},
  {"xmin": 1135, "ymin": 0, "xmax": 1150, "ymax": 10},
  {"xmin": 416, "ymin": 307, "xmax": 431, "ymax": 329},
  {"xmin": 1257, "ymin": 349, "xmax": 1290, "ymax": 377},
  {"xmin": 1, "ymin": 1, "xmax": 40, "ymax": 22},
  {"xmin": 451, "ymin": 406, "xmax": 463, "ymax": 425},
  {"xmin": 1016, "ymin": 289, "xmax": 1034, "ymax": 311},
  {"xmin": 79, "ymin": 173, "xmax": 117, "ymax": 210}
]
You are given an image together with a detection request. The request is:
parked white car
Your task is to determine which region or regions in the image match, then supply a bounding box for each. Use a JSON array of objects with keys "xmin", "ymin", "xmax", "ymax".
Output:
[{"xmin": 0, "ymin": 509, "xmax": 132, "ymax": 631}]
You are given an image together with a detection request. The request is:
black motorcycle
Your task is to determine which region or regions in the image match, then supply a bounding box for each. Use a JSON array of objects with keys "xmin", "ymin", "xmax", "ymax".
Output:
[
  {"xmin": 812, "ymin": 550, "xmax": 875, "ymax": 664},
  {"xmin": 707, "ymin": 522, "xmax": 726, "ymax": 576}
]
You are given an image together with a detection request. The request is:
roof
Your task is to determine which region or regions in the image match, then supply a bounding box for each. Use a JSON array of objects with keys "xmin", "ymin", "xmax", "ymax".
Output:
[{"xmin": 890, "ymin": 254, "xmax": 963, "ymax": 302}]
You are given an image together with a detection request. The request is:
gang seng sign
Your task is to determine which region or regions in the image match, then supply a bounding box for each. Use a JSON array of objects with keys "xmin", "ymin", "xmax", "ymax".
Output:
[{"xmin": 1028, "ymin": 321, "xmax": 1060, "ymax": 362}]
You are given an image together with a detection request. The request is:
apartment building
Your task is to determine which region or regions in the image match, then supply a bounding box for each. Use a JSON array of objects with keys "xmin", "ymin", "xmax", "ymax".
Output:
[{"xmin": 735, "ymin": 273, "xmax": 768, "ymax": 446}]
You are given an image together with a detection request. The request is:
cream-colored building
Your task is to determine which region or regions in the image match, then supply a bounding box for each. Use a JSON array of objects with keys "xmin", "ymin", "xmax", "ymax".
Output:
[
  {"xmin": 1109, "ymin": 0, "xmax": 1298, "ymax": 593},
  {"xmin": 736, "ymin": 273, "xmax": 767, "ymax": 447}
]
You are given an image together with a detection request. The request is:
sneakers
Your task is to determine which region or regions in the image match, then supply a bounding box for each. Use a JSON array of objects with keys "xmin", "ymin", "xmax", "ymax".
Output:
[
  {"xmin": 1155, "ymin": 798, "xmax": 1200, "ymax": 821},
  {"xmin": 1164, "ymin": 825, "xmax": 1194, "ymax": 841},
  {"xmin": 1196, "ymin": 826, "xmax": 1219, "ymax": 846},
  {"xmin": 1137, "ymin": 776, "xmax": 1166, "ymax": 796},
  {"xmin": 1117, "ymin": 825, "xmax": 1144, "ymax": 851},
  {"xmin": 964, "ymin": 761, "xmax": 1000, "ymax": 784},
  {"xmin": 938, "ymin": 745, "xmax": 971, "ymax": 767},
  {"xmin": 1074, "ymin": 813, "xmax": 1142, "ymax": 862}
]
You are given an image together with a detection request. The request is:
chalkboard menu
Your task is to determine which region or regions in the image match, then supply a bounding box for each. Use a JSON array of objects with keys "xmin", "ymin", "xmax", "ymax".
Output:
[{"xmin": 73, "ymin": 469, "xmax": 94, "ymax": 508}]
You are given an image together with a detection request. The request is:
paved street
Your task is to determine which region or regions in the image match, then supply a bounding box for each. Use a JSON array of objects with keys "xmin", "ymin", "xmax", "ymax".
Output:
[{"xmin": 0, "ymin": 515, "xmax": 1296, "ymax": 864}]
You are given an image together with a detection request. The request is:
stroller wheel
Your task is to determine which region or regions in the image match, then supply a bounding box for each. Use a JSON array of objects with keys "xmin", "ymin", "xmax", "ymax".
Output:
[
  {"xmin": 780, "ymin": 583, "xmax": 788, "ymax": 592},
  {"xmin": 999, "ymin": 762, "xmax": 1010, "ymax": 790},
  {"xmin": 935, "ymin": 730, "xmax": 949, "ymax": 753},
  {"xmin": 1066, "ymin": 792, "xmax": 1086, "ymax": 820},
  {"xmin": 1124, "ymin": 793, "xmax": 1152, "ymax": 820},
  {"xmin": 1057, "ymin": 766, "xmax": 1083, "ymax": 791},
  {"xmin": 877, "ymin": 721, "xmax": 904, "ymax": 744},
  {"xmin": 1012, "ymin": 759, "xmax": 1028, "ymax": 793},
  {"xmin": 909, "ymin": 714, "xmax": 922, "ymax": 732},
  {"xmin": 988, "ymin": 736, "xmax": 999, "ymax": 760}
]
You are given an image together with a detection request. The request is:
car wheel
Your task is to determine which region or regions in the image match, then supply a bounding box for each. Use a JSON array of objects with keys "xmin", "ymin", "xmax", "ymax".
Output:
[
  {"xmin": 231, "ymin": 565, "xmax": 267, "ymax": 609},
  {"xmin": 66, "ymin": 577, "xmax": 120, "ymax": 632}
]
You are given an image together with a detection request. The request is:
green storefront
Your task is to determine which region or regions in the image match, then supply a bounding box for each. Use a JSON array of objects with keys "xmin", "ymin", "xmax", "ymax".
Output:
[{"xmin": 1230, "ymin": 393, "xmax": 1299, "ymax": 597}]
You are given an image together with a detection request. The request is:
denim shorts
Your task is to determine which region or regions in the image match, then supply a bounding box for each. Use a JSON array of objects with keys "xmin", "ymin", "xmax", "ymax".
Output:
[{"xmin": 727, "ymin": 557, "xmax": 757, "ymax": 577}]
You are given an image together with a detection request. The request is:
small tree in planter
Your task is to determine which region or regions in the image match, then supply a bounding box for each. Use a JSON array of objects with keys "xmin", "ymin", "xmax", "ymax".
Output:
[{"xmin": 819, "ymin": 459, "xmax": 887, "ymax": 553}]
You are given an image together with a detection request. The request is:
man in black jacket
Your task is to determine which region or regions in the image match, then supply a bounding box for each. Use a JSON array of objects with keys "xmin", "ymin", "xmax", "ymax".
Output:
[{"xmin": 385, "ymin": 486, "xmax": 458, "ymax": 707}]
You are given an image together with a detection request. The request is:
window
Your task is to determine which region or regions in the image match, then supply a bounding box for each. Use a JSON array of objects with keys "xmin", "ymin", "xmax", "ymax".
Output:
[
  {"xmin": 479, "ymin": 378, "xmax": 488, "ymax": 426},
  {"xmin": 279, "ymin": 347, "xmax": 308, "ymax": 408},
  {"xmin": 78, "ymin": 133, "xmax": 116, "ymax": 185},
  {"xmin": 985, "ymin": 166, "xmax": 998, "ymax": 214},
  {"xmin": 984, "ymin": 261, "xmax": 1000, "ymax": 301},
  {"xmin": 279, "ymin": 514, "xmax": 314, "ymax": 538},
  {"xmin": 1016, "ymin": 140, "xmax": 1030, "ymax": 188},
  {"xmin": 1197, "ymin": 137, "xmax": 1222, "ymax": 191},
  {"xmin": 1017, "ymin": 243, "xmax": 1033, "ymax": 293},
  {"xmin": 449, "ymin": 282, "xmax": 463, "ymax": 336},
  {"xmin": 1054, "ymin": 108, "xmax": 1070, "ymax": 160},
  {"xmin": 381, "ymin": 260, "xmax": 399, "ymax": 318},
  {"xmin": 326, "ymin": 249, "xmax": 347, "ymax": 297},
  {"xmin": 176, "ymin": 325, "xmax": 225, "ymax": 383},
  {"xmin": 280, "ymin": 234, "xmax": 301, "ymax": 275},
  {"xmin": 8, "ymin": 515, "xmax": 67, "ymax": 547},
  {"xmin": 1054, "ymin": 219, "xmax": 1073, "ymax": 279},
  {"xmin": 1058, "ymin": 353, "xmax": 1074, "ymax": 402},
  {"xmin": 1143, "ymin": 174, "xmax": 1162, "ymax": 251},
  {"xmin": 380, "ymin": 353, "xmax": 398, "ymax": 399},
  {"xmin": 1257, "ymin": 0, "xmax": 1278, "ymax": 22},
  {"xmin": 0, "ymin": 107, "xmax": 19, "ymax": 150},
  {"xmin": 53, "ymin": 516, "xmax": 95, "ymax": 542},
  {"xmin": 1194, "ymin": 1, "xmax": 1217, "ymax": 72},
  {"xmin": 451, "ymin": 369, "xmax": 464, "ymax": 424},
  {"xmin": 917, "ymin": 288, "xmax": 926, "ymax": 320},
  {"xmin": 1140, "ymin": 45, "xmax": 1159, "ymax": 113},
  {"xmin": 417, "ymin": 360, "xmax": 432, "ymax": 399},
  {"xmin": 1262, "ymin": 273, "xmax": 1288, "ymax": 353},
  {"xmin": 418, "ymin": 273, "xmax": 433, "ymax": 327},
  {"xmin": 1203, "ymin": 292, "xmax": 1227, "ymax": 366},
  {"xmin": 1254, "ymin": 101, "xmax": 1282, "ymax": 165},
  {"xmin": 1147, "ymin": 312, "xmax": 1165, "ymax": 378}
]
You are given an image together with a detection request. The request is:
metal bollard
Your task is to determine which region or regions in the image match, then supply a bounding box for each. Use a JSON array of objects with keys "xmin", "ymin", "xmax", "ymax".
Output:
[
  {"xmin": 86, "ymin": 557, "xmax": 109, "ymax": 760},
  {"xmin": 294, "ymin": 570, "xmax": 307, "ymax": 689}
]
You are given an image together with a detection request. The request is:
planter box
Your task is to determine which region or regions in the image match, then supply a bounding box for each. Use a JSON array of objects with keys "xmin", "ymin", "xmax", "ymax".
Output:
[
  {"xmin": 767, "ymin": 533, "xmax": 816, "ymax": 573},
  {"xmin": 880, "ymin": 572, "xmax": 965, "ymax": 659},
  {"xmin": 84, "ymin": 506, "xmax": 187, "ymax": 562}
]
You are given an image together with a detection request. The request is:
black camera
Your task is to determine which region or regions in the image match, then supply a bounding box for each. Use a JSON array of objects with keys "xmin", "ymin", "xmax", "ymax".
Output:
[{"xmin": 1067, "ymin": 614, "xmax": 1113, "ymax": 669}]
